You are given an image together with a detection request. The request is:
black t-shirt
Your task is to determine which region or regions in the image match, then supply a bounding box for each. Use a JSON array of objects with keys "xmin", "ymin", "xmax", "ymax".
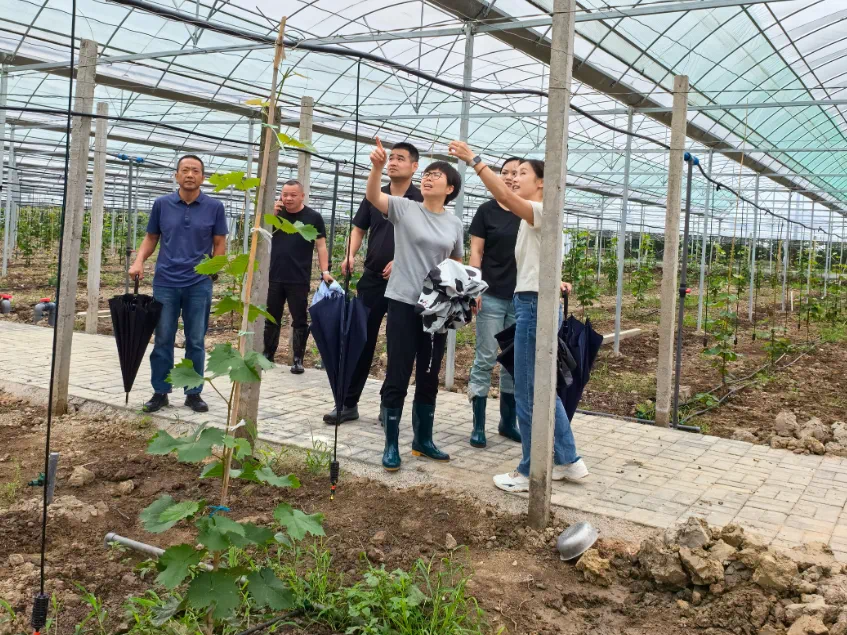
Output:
[
  {"xmin": 352, "ymin": 183, "xmax": 423, "ymax": 274},
  {"xmin": 269, "ymin": 205, "xmax": 327, "ymax": 284},
  {"xmin": 469, "ymin": 199, "xmax": 521, "ymax": 300}
]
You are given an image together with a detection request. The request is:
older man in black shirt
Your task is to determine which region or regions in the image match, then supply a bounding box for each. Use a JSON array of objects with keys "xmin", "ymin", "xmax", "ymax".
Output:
[
  {"xmin": 323, "ymin": 141, "xmax": 422, "ymax": 424},
  {"xmin": 264, "ymin": 179, "xmax": 331, "ymax": 373}
]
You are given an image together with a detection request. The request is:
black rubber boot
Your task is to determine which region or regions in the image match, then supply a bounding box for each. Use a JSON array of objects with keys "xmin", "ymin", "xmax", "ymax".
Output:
[
  {"xmin": 498, "ymin": 392, "xmax": 521, "ymax": 442},
  {"xmin": 381, "ymin": 406, "xmax": 402, "ymax": 472},
  {"xmin": 290, "ymin": 327, "xmax": 308, "ymax": 374},
  {"xmin": 142, "ymin": 393, "xmax": 168, "ymax": 413},
  {"xmin": 323, "ymin": 405, "xmax": 359, "ymax": 425},
  {"xmin": 411, "ymin": 402, "xmax": 449, "ymax": 462},
  {"xmin": 470, "ymin": 396, "xmax": 487, "ymax": 448}
]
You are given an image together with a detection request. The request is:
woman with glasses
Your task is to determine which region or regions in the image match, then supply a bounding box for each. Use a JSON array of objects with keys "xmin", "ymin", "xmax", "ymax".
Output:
[
  {"xmin": 448, "ymin": 140, "xmax": 589, "ymax": 493},
  {"xmin": 366, "ymin": 138, "xmax": 465, "ymax": 472},
  {"xmin": 467, "ymin": 157, "xmax": 523, "ymax": 448}
]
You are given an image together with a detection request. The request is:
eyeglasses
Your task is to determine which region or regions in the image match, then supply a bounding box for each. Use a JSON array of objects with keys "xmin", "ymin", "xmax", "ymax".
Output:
[{"xmin": 422, "ymin": 171, "xmax": 445, "ymax": 181}]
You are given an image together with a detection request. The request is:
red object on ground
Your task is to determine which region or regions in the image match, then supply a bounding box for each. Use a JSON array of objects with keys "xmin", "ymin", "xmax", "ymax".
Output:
[
  {"xmin": 40, "ymin": 297, "xmax": 51, "ymax": 303},
  {"xmin": 0, "ymin": 294, "xmax": 11, "ymax": 300}
]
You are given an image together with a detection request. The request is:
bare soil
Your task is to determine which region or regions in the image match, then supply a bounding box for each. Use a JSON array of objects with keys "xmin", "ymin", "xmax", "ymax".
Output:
[{"xmin": 0, "ymin": 392, "xmax": 706, "ymax": 635}]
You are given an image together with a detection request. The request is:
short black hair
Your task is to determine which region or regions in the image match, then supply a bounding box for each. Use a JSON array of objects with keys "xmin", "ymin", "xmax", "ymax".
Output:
[
  {"xmin": 391, "ymin": 142, "xmax": 420, "ymax": 164},
  {"xmin": 520, "ymin": 159, "xmax": 545, "ymax": 180},
  {"xmin": 500, "ymin": 156, "xmax": 523, "ymax": 173},
  {"xmin": 177, "ymin": 154, "xmax": 204, "ymax": 174},
  {"xmin": 423, "ymin": 161, "xmax": 462, "ymax": 205},
  {"xmin": 282, "ymin": 179, "xmax": 303, "ymax": 190}
]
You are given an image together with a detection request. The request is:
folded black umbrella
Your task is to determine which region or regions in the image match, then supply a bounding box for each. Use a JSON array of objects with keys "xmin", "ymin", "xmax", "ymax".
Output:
[
  {"xmin": 495, "ymin": 291, "xmax": 602, "ymax": 420},
  {"xmin": 308, "ymin": 288, "xmax": 369, "ymax": 419},
  {"xmin": 108, "ymin": 277, "xmax": 163, "ymax": 404}
]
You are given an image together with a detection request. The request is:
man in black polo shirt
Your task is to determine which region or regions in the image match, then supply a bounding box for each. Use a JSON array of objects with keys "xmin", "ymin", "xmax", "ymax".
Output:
[
  {"xmin": 264, "ymin": 179, "xmax": 331, "ymax": 373},
  {"xmin": 323, "ymin": 141, "xmax": 421, "ymax": 424}
]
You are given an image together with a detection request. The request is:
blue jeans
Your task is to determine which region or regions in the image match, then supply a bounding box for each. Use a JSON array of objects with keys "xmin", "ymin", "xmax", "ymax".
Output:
[
  {"xmin": 151, "ymin": 278, "xmax": 213, "ymax": 395},
  {"xmin": 513, "ymin": 292, "xmax": 579, "ymax": 477},
  {"xmin": 469, "ymin": 293, "xmax": 515, "ymax": 399}
]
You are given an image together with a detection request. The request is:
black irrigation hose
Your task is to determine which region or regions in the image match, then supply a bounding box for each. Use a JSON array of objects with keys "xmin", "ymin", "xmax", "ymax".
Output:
[{"xmin": 103, "ymin": 0, "xmax": 670, "ymax": 151}]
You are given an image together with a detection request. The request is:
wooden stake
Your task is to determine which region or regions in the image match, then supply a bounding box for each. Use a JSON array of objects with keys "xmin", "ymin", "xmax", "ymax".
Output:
[{"xmin": 220, "ymin": 17, "xmax": 286, "ymax": 506}]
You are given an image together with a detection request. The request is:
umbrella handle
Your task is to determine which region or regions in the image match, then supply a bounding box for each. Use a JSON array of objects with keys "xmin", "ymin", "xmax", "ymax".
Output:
[{"xmin": 133, "ymin": 275, "xmax": 139, "ymax": 296}]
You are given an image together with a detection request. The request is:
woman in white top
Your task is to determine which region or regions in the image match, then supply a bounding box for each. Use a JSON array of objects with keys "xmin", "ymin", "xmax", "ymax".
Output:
[{"xmin": 449, "ymin": 141, "xmax": 589, "ymax": 493}]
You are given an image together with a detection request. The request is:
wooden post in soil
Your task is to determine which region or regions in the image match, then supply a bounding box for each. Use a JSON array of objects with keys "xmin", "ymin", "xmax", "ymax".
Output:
[
  {"xmin": 220, "ymin": 18, "xmax": 286, "ymax": 506},
  {"xmin": 85, "ymin": 101, "xmax": 108, "ymax": 334}
]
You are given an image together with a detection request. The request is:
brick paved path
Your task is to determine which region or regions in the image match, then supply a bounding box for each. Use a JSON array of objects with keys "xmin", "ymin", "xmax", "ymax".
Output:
[{"xmin": 2, "ymin": 320, "xmax": 846, "ymax": 558}]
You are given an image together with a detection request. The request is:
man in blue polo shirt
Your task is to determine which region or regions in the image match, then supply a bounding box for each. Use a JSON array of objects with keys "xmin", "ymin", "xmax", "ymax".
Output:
[{"xmin": 129, "ymin": 154, "xmax": 228, "ymax": 413}]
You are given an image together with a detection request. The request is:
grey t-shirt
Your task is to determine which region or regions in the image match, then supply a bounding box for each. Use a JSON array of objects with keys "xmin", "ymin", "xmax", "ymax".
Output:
[{"xmin": 385, "ymin": 196, "xmax": 464, "ymax": 305}]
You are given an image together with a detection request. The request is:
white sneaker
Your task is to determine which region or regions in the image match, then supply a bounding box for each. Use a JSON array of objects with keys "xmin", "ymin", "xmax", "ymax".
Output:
[
  {"xmin": 493, "ymin": 470, "xmax": 530, "ymax": 493},
  {"xmin": 553, "ymin": 458, "xmax": 589, "ymax": 482}
]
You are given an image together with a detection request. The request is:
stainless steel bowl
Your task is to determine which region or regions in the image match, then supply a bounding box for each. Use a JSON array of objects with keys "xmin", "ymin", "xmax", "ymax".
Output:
[{"xmin": 556, "ymin": 521, "xmax": 599, "ymax": 561}]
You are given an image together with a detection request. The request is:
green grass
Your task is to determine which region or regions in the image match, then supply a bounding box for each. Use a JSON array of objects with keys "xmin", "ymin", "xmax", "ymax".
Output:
[
  {"xmin": 821, "ymin": 322, "xmax": 847, "ymax": 343},
  {"xmin": 0, "ymin": 461, "xmax": 24, "ymax": 508}
]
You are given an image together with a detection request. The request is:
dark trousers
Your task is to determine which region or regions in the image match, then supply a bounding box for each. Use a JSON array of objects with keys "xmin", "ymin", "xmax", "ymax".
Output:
[
  {"xmin": 345, "ymin": 270, "xmax": 389, "ymax": 407},
  {"xmin": 263, "ymin": 281, "xmax": 309, "ymax": 357},
  {"xmin": 381, "ymin": 298, "xmax": 447, "ymax": 409}
]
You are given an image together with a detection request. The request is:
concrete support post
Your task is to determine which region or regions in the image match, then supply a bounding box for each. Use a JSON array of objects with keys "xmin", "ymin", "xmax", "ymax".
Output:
[
  {"xmin": 654, "ymin": 75, "xmax": 689, "ymax": 429},
  {"xmin": 445, "ymin": 23, "xmax": 474, "ymax": 392},
  {"xmin": 237, "ymin": 107, "xmax": 280, "ymax": 428},
  {"xmin": 782, "ymin": 192, "xmax": 792, "ymax": 311},
  {"xmin": 297, "ymin": 96, "xmax": 314, "ymax": 202},
  {"xmin": 2, "ymin": 126, "xmax": 12, "ymax": 277},
  {"xmin": 612, "ymin": 109, "xmax": 634, "ymax": 355},
  {"xmin": 748, "ymin": 175, "xmax": 759, "ymax": 322},
  {"xmin": 85, "ymin": 102, "xmax": 108, "ymax": 334},
  {"xmin": 696, "ymin": 150, "xmax": 713, "ymax": 332},
  {"xmin": 0, "ymin": 63, "xmax": 6, "ymax": 277},
  {"xmin": 527, "ymin": 0, "xmax": 576, "ymax": 531},
  {"xmin": 52, "ymin": 39, "xmax": 98, "ymax": 415},
  {"xmin": 243, "ymin": 118, "xmax": 255, "ymax": 253}
]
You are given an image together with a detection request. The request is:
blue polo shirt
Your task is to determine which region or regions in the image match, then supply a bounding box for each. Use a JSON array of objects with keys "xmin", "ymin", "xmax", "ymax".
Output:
[{"xmin": 147, "ymin": 190, "xmax": 228, "ymax": 288}]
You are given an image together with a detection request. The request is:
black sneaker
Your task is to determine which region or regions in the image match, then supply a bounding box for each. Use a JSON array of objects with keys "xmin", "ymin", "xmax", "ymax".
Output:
[
  {"xmin": 185, "ymin": 394, "xmax": 209, "ymax": 413},
  {"xmin": 323, "ymin": 405, "xmax": 359, "ymax": 425},
  {"xmin": 142, "ymin": 393, "xmax": 169, "ymax": 413}
]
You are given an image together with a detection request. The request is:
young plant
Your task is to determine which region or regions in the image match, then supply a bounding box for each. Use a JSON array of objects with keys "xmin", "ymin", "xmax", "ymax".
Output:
[
  {"xmin": 631, "ymin": 234, "xmax": 655, "ymax": 305},
  {"xmin": 563, "ymin": 229, "xmax": 599, "ymax": 314},
  {"xmin": 601, "ymin": 236, "xmax": 618, "ymax": 292}
]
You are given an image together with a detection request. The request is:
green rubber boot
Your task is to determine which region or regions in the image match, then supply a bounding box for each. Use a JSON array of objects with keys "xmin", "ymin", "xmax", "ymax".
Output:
[
  {"xmin": 411, "ymin": 402, "xmax": 450, "ymax": 462},
  {"xmin": 381, "ymin": 406, "xmax": 402, "ymax": 472},
  {"xmin": 470, "ymin": 396, "xmax": 487, "ymax": 448},
  {"xmin": 498, "ymin": 393, "xmax": 521, "ymax": 442}
]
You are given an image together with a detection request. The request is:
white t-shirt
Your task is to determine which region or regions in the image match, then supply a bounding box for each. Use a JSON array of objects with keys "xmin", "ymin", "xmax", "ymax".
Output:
[{"xmin": 514, "ymin": 200, "xmax": 564, "ymax": 293}]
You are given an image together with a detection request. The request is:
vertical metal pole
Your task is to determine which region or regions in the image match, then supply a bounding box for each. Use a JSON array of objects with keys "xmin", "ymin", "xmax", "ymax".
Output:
[
  {"xmin": 613, "ymin": 108, "xmax": 634, "ymax": 355},
  {"xmin": 0, "ymin": 64, "xmax": 6, "ymax": 277},
  {"xmin": 825, "ymin": 208, "xmax": 833, "ymax": 298},
  {"xmin": 596, "ymin": 198, "xmax": 604, "ymax": 284},
  {"xmin": 124, "ymin": 161, "xmax": 133, "ymax": 294},
  {"xmin": 327, "ymin": 161, "xmax": 340, "ymax": 267},
  {"xmin": 782, "ymin": 191, "xmax": 791, "ymax": 311},
  {"xmin": 748, "ymin": 175, "xmax": 759, "ymax": 321},
  {"xmin": 243, "ymin": 118, "xmax": 255, "ymax": 253},
  {"xmin": 672, "ymin": 157, "xmax": 694, "ymax": 428},
  {"xmin": 806, "ymin": 203, "xmax": 814, "ymax": 297},
  {"xmin": 110, "ymin": 205, "xmax": 115, "ymax": 254},
  {"xmin": 2, "ymin": 126, "xmax": 13, "ymax": 277},
  {"xmin": 697, "ymin": 150, "xmax": 713, "ymax": 332},
  {"xmin": 527, "ymin": 0, "xmax": 576, "ymax": 530},
  {"xmin": 654, "ymin": 75, "xmax": 689, "ymax": 429},
  {"xmin": 445, "ymin": 23, "xmax": 474, "ymax": 392}
]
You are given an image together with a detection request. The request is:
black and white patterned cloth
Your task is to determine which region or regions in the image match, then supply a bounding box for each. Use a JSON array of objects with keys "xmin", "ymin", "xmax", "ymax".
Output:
[{"xmin": 416, "ymin": 259, "xmax": 488, "ymax": 334}]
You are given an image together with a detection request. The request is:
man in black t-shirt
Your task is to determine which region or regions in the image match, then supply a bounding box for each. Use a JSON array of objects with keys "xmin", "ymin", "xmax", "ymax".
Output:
[
  {"xmin": 323, "ymin": 142, "xmax": 422, "ymax": 425},
  {"xmin": 467, "ymin": 157, "xmax": 523, "ymax": 448},
  {"xmin": 264, "ymin": 179, "xmax": 331, "ymax": 374}
]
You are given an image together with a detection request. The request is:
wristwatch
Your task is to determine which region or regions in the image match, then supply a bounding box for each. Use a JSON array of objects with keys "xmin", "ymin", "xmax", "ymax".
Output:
[
  {"xmin": 321, "ymin": 270, "xmax": 331, "ymax": 280},
  {"xmin": 471, "ymin": 155, "xmax": 482, "ymax": 166}
]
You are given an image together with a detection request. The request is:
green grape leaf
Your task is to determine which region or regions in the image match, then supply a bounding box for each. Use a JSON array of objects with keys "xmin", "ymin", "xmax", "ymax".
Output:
[
  {"xmin": 199, "ymin": 461, "xmax": 225, "ymax": 479},
  {"xmin": 206, "ymin": 343, "xmax": 250, "ymax": 381},
  {"xmin": 187, "ymin": 570, "xmax": 241, "ymax": 619},
  {"xmin": 175, "ymin": 427, "xmax": 226, "ymax": 463},
  {"xmin": 166, "ymin": 359, "xmax": 205, "ymax": 391},
  {"xmin": 247, "ymin": 303, "xmax": 277, "ymax": 325},
  {"xmin": 159, "ymin": 500, "xmax": 201, "ymax": 525},
  {"xmin": 241, "ymin": 523, "xmax": 276, "ymax": 546},
  {"xmin": 263, "ymin": 215, "xmax": 318, "ymax": 242},
  {"xmin": 273, "ymin": 503, "xmax": 325, "ymax": 541},
  {"xmin": 147, "ymin": 430, "xmax": 181, "ymax": 456},
  {"xmin": 246, "ymin": 567, "xmax": 295, "ymax": 610},
  {"xmin": 140, "ymin": 495, "xmax": 178, "ymax": 533},
  {"xmin": 194, "ymin": 254, "xmax": 229, "ymax": 275},
  {"xmin": 244, "ymin": 350, "xmax": 275, "ymax": 374},
  {"xmin": 208, "ymin": 171, "xmax": 245, "ymax": 193},
  {"xmin": 150, "ymin": 595, "xmax": 185, "ymax": 627},
  {"xmin": 212, "ymin": 295, "xmax": 243, "ymax": 317},
  {"xmin": 240, "ymin": 177, "xmax": 261, "ymax": 191},
  {"xmin": 225, "ymin": 253, "xmax": 251, "ymax": 278},
  {"xmin": 222, "ymin": 436, "xmax": 252, "ymax": 461},
  {"xmin": 196, "ymin": 517, "xmax": 228, "ymax": 551},
  {"xmin": 156, "ymin": 544, "xmax": 205, "ymax": 590},
  {"xmin": 254, "ymin": 466, "xmax": 300, "ymax": 489},
  {"xmin": 273, "ymin": 532, "xmax": 292, "ymax": 547},
  {"xmin": 292, "ymin": 220, "xmax": 318, "ymax": 242}
]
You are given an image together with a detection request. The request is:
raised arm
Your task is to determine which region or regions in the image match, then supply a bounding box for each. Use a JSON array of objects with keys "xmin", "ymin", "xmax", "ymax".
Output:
[
  {"xmin": 366, "ymin": 137, "xmax": 389, "ymax": 215},
  {"xmin": 448, "ymin": 141, "xmax": 535, "ymax": 224}
]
